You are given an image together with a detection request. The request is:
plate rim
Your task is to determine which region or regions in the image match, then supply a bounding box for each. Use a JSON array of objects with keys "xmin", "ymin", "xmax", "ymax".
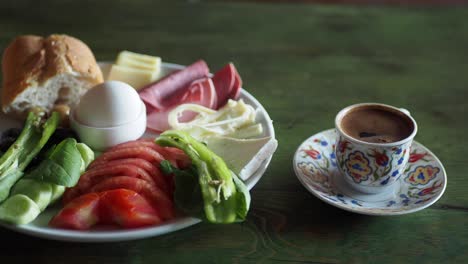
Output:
[
  {"xmin": 293, "ymin": 128, "xmax": 447, "ymax": 216},
  {"xmin": 0, "ymin": 61, "xmax": 276, "ymax": 242}
]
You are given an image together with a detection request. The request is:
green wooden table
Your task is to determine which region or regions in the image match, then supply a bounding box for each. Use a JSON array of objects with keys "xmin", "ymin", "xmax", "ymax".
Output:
[{"xmin": 1, "ymin": 1, "xmax": 467, "ymax": 263}]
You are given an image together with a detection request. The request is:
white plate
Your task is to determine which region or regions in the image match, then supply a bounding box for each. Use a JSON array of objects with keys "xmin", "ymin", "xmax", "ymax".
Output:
[{"xmin": 0, "ymin": 62, "xmax": 276, "ymax": 242}]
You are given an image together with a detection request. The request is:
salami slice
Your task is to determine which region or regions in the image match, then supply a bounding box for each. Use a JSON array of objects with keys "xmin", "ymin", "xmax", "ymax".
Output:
[
  {"xmin": 146, "ymin": 78, "xmax": 217, "ymax": 132},
  {"xmin": 212, "ymin": 63, "xmax": 236, "ymax": 109},
  {"xmin": 76, "ymin": 164, "xmax": 158, "ymax": 194},
  {"xmin": 139, "ymin": 60, "xmax": 210, "ymax": 110},
  {"xmin": 89, "ymin": 158, "xmax": 172, "ymax": 195},
  {"xmin": 230, "ymin": 64, "xmax": 242, "ymax": 101},
  {"xmin": 90, "ymin": 176, "xmax": 175, "ymax": 220},
  {"xmin": 89, "ymin": 146, "xmax": 166, "ymax": 168}
]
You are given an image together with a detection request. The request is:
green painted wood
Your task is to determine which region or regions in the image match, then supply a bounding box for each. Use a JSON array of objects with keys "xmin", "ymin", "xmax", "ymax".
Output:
[{"xmin": 1, "ymin": 1, "xmax": 467, "ymax": 263}]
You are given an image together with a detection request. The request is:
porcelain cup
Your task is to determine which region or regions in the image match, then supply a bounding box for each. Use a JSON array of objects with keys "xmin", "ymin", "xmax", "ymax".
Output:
[{"xmin": 334, "ymin": 103, "xmax": 418, "ymax": 194}]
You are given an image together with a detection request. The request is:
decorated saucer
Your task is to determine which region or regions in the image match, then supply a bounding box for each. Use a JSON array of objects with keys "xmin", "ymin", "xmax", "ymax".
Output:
[{"xmin": 293, "ymin": 129, "xmax": 447, "ymax": 216}]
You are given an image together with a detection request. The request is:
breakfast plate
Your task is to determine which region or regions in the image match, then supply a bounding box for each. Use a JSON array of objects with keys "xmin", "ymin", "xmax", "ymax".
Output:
[
  {"xmin": 0, "ymin": 62, "xmax": 276, "ymax": 242},
  {"xmin": 293, "ymin": 129, "xmax": 446, "ymax": 216}
]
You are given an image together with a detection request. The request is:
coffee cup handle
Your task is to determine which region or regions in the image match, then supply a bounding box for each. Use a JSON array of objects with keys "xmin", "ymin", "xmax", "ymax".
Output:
[{"xmin": 399, "ymin": 108, "xmax": 411, "ymax": 116}]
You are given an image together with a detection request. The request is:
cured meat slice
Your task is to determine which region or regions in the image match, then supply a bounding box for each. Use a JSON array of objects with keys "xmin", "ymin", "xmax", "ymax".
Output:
[
  {"xmin": 139, "ymin": 60, "xmax": 210, "ymax": 110},
  {"xmin": 89, "ymin": 147, "xmax": 166, "ymax": 168},
  {"xmin": 75, "ymin": 164, "xmax": 159, "ymax": 194},
  {"xmin": 90, "ymin": 176, "xmax": 175, "ymax": 220},
  {"xmin": 90, "ymin": 158, "xmax": 172, "ymax": 195},
  {"xmin": 230, "ymin": 65, "xmax": 242, "ymax": 101},
  {"xmin": 212, "ymin": 63, "xmax": 236, "ymax": 109},
  {"xmin": 146, "ymin": 78, "xmax": 217, "ymax": 132}
]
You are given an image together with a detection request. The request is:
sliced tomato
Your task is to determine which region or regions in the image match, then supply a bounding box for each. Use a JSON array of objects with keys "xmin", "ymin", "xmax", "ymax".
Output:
[
  {"xmin": 108, "ymin": 139, "xmax": 157, "ymax": 152},
  {"xmin": 62, "ymin": 187, "xmax": 82, "ymax": 205},
  {"xmin": 49, "ymin": 193, "xmax": 100, "ymax": 230},
  {"xmin": 162, "ymin": 147, "xmax": 191, "ymax": 169},
  {"xmin": 89, "ymin": 158, "xmax": 173, "ymax": 194},
  {"xmin": 106, "ymin": 139, "xmax": 186, "ymax": 168},
  {"xmin": 76, "ymin": 164, "xmax": 164, "ymax": 194},
  {"xmin": 90, "ymin": 176, "xmax": 175, "ymax": 220},
  {"xmin": 99, "ymin": 189, "xmax": 161, "ymax": 228},
  {"xmin": 89, "ymin": 146, "xmax": 166, "ymax": 168}
]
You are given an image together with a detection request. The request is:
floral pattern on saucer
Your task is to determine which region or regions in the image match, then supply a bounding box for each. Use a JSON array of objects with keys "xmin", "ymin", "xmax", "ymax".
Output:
[{"xmin": 293, "ymin": 129, "xmax": 447, "ymax": 215}]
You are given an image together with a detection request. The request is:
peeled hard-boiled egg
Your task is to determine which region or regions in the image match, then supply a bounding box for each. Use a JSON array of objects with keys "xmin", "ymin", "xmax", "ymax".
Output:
[{"xmin": 76, "ymin": 81, "xmax": 142, "ymax": 127}]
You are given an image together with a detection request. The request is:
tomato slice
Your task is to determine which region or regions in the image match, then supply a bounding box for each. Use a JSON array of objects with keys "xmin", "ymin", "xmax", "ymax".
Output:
[
  {"xmin": 89, "ymin": 158, "xmax": 172, "ymax": 194},
  {"xmin": 62, "ymin": 187, "xmax": 82, "ymax": 205},
  {"xmin": 51, "ymin": 189, "xmax": 163, "ymax": 230},
  {"xmin": 99, "ymin": 189, "xmax": 162, "ymax": 228},
  {"xmin": 90, "ymin": 176, "xmax": 175, "ymax": 220},
  {"xmin": 89, "ymin": 146, "xmax": 166, "ymax": 168},
  {"xmin": 49, "ymin": 193, "xmax": 100, "ymax": 230},
  {"xmin": 76, "ymin": 164, "xmax": 160, "ymax": 194}
]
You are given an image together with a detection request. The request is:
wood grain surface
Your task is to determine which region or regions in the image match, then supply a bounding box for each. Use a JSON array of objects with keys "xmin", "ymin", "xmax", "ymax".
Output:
[{"xmin": 1, "ymin": 0, "xmax": 467, "ymax": 263}]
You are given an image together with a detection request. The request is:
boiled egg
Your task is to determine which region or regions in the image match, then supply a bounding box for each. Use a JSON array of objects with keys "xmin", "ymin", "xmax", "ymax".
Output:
[
  {"xmin": 71, "ymin": 81, "xmax": 147, "ymax": 150},
  {"xmin": 76, "ymin": 81, "xmax": 142, "ymax": 127}
]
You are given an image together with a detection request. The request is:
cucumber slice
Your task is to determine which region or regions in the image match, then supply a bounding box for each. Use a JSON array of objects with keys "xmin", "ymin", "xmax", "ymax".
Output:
[
  {"xmin": 0, "ymin": 194, "xmax": 41, "ymax": 224},
  {"xmin": 76, "ymin": 143, "xmax": 94, "ymax": 171},
  {"xmin": 0, "ymin": 170, "xmax": 24, "ymax": 203},
  {"xmin": 11, "ymin": 179, "xmax": 53, "ymax": 211},
  {"xmin": 50, "ymin": 184, "xmax": 66, "ymax": 204}
]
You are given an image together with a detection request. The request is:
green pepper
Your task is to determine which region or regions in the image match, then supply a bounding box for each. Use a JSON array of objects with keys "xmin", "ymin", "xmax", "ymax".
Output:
[
  {"xmin": 0, "ymin": 112, "xmax": 60, "ymax": 202},
  {"xmin": 156, "ymin": 130, "xmax": 250, "ymax": 224}
]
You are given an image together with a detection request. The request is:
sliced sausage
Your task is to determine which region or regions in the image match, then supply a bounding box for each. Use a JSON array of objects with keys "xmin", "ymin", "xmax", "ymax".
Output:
[
  {"xmin": 139, "ymin": 60, "xmax": 210, "ymax": 110},
  {"xmin": 146, "ymin": 78, "xmax": 217, "ymax": 133},
  {"xmin": 212, "ymin": 63, "xmax": 235, "ymax": 109}
]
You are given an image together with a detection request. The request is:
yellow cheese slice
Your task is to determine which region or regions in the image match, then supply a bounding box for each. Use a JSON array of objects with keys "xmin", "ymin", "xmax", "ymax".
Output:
[
  {"xmin": 116, "ymin": 50, "xmax": 161, "ymax": 74},
  {"xmin": 107, "ymin": 65, "xmax": 154, "ymax": 90},
  {"xmin": 117, "ymin": 50, "xmax": 160, "ymax": 65}
]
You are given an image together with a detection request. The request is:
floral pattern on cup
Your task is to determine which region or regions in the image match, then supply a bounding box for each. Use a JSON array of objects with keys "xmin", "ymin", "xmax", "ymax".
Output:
[
  {"xmin": 336, "ymin": 134, "xmax": 412, "ymax": 189},
  {"xmin": 406, "ymin": 165, "xmax": 440, "ymax": 185},
  {"xmin": 344, "ymin": 151, "xmax": 372, "ymax": 183},
  {"xmin": 370, "ymin": 149, "xmax": 389, "ymax": 167},
  {"xmin": 294, "ymin": 129, "xmax": 446, "ymax": 215}
]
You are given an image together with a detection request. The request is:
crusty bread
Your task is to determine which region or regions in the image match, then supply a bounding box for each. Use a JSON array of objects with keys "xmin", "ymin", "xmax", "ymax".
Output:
[{"xmin": 1, "ymin": 34, "xmax": 103, "ymax": 118}]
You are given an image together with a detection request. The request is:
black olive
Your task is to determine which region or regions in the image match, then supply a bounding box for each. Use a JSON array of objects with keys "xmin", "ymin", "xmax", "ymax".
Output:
[{"xmin": 1, "ymin": 127, "xmax": 22, "ymax": 140}]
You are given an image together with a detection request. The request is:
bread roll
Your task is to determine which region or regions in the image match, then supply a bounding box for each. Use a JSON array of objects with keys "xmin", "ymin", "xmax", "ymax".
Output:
[{"xmin": 1, "ymin": 34, "xmax": 103, "ymax": 118}]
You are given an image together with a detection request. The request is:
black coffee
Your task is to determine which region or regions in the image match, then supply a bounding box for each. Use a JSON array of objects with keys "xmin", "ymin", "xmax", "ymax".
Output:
[{"xmin": 340, "ymin": 105, "xmax": 414, "ymax": 143}]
